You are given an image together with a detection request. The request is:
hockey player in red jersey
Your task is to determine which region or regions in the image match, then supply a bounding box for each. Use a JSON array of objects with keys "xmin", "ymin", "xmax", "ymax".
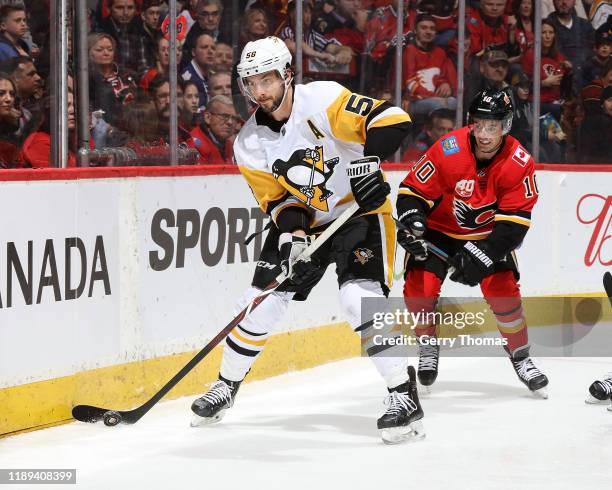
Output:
[{"xmin": 396, "ymin": 89, "xmax": 549, "ymax": 397}]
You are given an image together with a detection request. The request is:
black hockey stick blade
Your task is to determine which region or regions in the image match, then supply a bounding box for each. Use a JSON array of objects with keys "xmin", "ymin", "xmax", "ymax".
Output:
[
  {"xmin": 71, "ymin": 405, "xmax": 136, "ymax": 425},
  {"xmin": 604, "ymin": 272, "xmax": 612, "ymax": 308},
  {"xmin": 72, "ymin": 405, "xmax": 107, "ymax": 423}
]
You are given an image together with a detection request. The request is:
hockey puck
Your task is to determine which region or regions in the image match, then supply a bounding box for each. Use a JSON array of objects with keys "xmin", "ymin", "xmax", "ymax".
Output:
[{"xmin": 103, "ymin": 410, "xmax": 122, "ymax": 427}]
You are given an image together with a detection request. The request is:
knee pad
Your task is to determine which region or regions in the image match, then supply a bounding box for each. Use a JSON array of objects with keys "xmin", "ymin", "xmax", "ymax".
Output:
[
  {"xmin": 233, "ymin": 286, "xmax": 292, "ymax": 335},
  {"xmin": 338, "ymin": 280, "xmax": 384, "ymax": 331}
]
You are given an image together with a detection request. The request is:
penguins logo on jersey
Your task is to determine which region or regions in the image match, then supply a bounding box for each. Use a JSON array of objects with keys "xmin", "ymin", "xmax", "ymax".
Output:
[
  {"xmin": 354, "ymin": 248, "xmax": 374, "ymax": 265},
  {"xmin": 453, "ymin": 199, "xmax": 497, "ymax": 229},
  {"xmin": 272, "ymin": 146, "xmax": 339, "ymax": 212}
]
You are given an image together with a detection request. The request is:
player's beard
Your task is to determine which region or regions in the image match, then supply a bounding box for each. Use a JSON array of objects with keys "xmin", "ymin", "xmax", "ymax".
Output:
[{"xmin": 258, "ymin": 87, "xmax": 286, "ymax": 114}]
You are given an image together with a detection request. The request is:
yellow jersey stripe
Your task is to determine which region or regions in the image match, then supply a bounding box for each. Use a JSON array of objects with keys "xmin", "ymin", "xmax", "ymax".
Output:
[
  {"xmin": 495, "ymin": 215, "xmax": 531, "ymax": 226},
  {"xmin": 368, "ymin": 112, "xmax": 411, "ymax": 131},
  {"xmin": 441, "ymin": 230, "xmax": 491, "ymax": 240},
  {"xmin": 381, "ymin": 213, "xmax": 396, "ymax": 289},
  {"xmin": 397, "ymin": 188, "xmax": 435, "ymax": 208}
]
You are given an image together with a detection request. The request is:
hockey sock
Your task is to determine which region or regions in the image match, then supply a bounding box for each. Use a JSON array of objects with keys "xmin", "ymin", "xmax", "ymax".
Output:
[{"xmin": 340, "ymin": 280, "xmax": 410, "ymax": 389}]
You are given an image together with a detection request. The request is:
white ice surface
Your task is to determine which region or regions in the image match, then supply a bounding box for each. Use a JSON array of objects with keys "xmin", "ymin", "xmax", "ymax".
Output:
[{"xmin": 2, "ymin": 356, "xmax": 612, "ymax": 490}]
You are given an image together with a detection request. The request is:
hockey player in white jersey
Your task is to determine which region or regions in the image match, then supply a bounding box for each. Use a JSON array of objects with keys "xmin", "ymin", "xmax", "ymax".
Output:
[{"xmin": 191, "ymin": 36, "xmax": 422, "ymax": 443}]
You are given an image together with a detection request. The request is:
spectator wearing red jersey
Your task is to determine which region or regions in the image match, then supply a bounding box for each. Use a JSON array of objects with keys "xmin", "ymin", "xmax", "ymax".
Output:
[
  {"xmin": 402, "ymin": 14, "xmax": 457, "ymax": 119},
  {"xmin": 365, "ymin": 1, "xmax": 410, "ymax": 64},
  {"xmin": 509, "ymin": 0, "xmax": 534, "ymax": 56},
  {"xmin": 412, "ymin": 0, "xmax": 458, "ymax": 47},
  {"xmin": 190, "ymin": 95, "xmax": 239, "ymax": 164},
  {"xmin": 20, "ymin": 91, "xmax": 78, "ymax": 167},
  {"xmin": 522, "ymin": 19, "xmax": 572, "ymax": 121},
  {"xmin": 315, "ymin": 0, "xmax": 367, "ymax": 89},
  {"xmin": 467, "ymin": 0, "xmax": 519, "ymax": 57}
]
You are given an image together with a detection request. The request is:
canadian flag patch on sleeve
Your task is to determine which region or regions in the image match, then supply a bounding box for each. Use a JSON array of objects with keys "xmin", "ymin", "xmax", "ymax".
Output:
[{"xmin": 512, "ymin": 146, "xmax": 530, "ymax": 167}]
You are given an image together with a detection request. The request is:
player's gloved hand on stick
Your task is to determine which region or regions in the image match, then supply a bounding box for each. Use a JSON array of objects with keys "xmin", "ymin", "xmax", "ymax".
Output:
[
  {"xmin": 348, "ymin": 156, "xmax": 390, "ymax": 212},
  {"xmin": 278, "ymin": 232, "xmax": 320, "ymax": 286},
  {"xmin": 448, "ymin": 241, "xmax": 494, "ymax": 287},
  {"xmin": 397, "ymin": 210, "xmax": 428, "ymax": 260}
]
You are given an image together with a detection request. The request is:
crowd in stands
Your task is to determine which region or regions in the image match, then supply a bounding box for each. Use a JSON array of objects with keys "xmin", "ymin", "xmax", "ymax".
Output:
[{"xmin": 0, "ymin": 0, "xmax": 611, "ymax": 168}]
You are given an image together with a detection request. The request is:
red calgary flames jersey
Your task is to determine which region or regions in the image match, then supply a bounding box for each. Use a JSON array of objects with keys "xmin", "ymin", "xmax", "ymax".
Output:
[{"xmin": 399, "ymin": 126, "xmax": 538, "ymax": 240}]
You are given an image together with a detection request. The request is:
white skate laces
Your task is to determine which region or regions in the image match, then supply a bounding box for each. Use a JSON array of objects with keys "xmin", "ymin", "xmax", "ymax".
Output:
[
  {"xmin": 418, "ymin": 343, "xmax": 439, "ymax": 371},
  {"xmin": 383, "ymin": 390, "xmax": 417, "ymax": 416},
  {"xmin": 513, "ymin": 357, "xmax": 543, "ymax": 382},
  {"xmin": 200, "ymin": 380, "xmax": 233, "ymax": 406}
]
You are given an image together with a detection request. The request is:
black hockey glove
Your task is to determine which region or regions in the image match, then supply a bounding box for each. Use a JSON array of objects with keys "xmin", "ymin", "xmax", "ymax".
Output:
[
  {"xmin": 348, "ymin": 156, "xmax": 391, "ymax": 212},
  {"xmin": 448, "ymin": 241, "xmax": 495, "ymax": 287},
  {"xmin": 397, "ymin": 210, "xmax": 428, "ymax": 261},
  {"xmin": 278, "ymin": 232, "xmax": 320, "ymax": 286}
]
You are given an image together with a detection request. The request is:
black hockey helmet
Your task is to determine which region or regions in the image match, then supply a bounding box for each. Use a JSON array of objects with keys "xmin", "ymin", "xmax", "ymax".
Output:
[{"xmin": 468, "ymin": 89, "xmax": 514, "ymax": 135}]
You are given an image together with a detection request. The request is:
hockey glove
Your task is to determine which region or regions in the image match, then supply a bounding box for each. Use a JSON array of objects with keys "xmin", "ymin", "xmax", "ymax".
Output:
[
  {"xmin": 348, "ymin": 156, "xmax": 391, "ymax": 212},
  {"xmin": 397, "ymin": 210, "xmax": 428, "ymax": 261},
  {"xmin": 448, "ymin": 241, "xmax": 495, "ymax": 287},
  {"xmin": 278, "ymin": 232, "xmax": 320, "ymax": 286}
]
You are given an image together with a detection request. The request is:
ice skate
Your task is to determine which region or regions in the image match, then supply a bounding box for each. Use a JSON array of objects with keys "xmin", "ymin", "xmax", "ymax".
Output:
[
  {"xmin": 585, "ymin": 373, "xmax": 612, "ymax": 404},
  {"xmin": 377, "ymin": 366, "xmax": 425, "ymax": 444},
  {"xmin": 417, "ymin": 335, "xmax": 439, "ymax": 387},
  {"xmin": 190, "ymin": 377, "xmax": 241, "ymax": 427},
  {"xmin": 509, "ymin": 346, "xmax": 548, "ymax": 398}
]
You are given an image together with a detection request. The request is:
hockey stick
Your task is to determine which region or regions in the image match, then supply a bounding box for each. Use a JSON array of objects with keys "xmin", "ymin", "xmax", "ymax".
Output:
[
  {"xmin": 604, "ymin": 272, "xmax": 612, "ymax": 308},
  {"xmin": 72, "ymin": 202, "xmax": 361, "ymax": 426}
]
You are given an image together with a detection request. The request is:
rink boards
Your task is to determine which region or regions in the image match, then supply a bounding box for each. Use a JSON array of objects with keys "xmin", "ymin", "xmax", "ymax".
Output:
[{"xmin": 0, "ymin": 164, "xmax": 610, "ymax": 435}]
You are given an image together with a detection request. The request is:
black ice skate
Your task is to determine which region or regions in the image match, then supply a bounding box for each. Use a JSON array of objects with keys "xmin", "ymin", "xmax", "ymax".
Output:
[
  {"xmin": 190, "ymin": 376, "xmax": 241, "ymax": 427},
  {"xmin": 377, "ymin": 366, "xmax": 425, "ymax": 444},
  {"xmin": 585, "ymin": 372, "xmax": 612, "ymax": 405},
  {"xmin": 509, "ymin": 345, "xmax": 548, "ymax": 398},
  {"xmin": 417, "ymin": 335, "xmax": 439, "ymax": 387}
]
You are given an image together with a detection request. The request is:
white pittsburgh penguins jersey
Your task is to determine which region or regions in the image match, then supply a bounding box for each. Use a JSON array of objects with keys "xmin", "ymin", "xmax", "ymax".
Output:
[{"xmin": 234, "ymin": 81, "xmax": 411, "ymax": 228}]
